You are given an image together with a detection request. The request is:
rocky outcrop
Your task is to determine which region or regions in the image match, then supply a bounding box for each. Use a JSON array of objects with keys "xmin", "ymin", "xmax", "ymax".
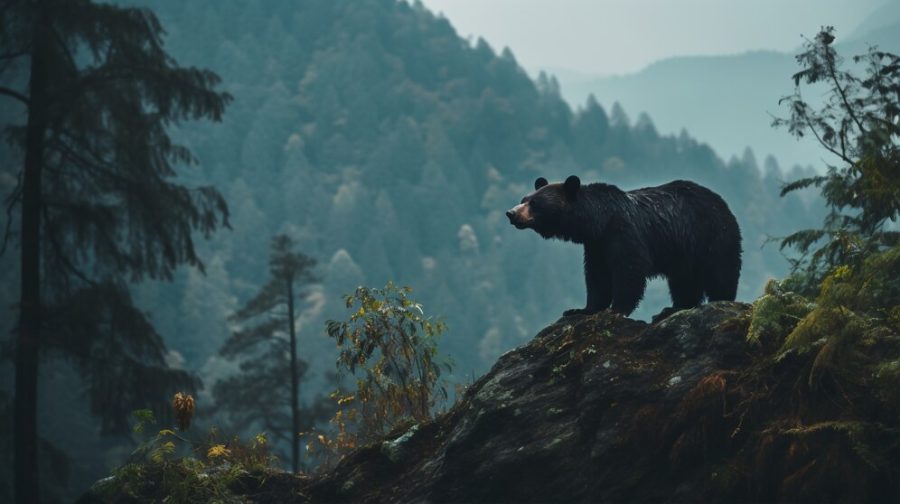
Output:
[
  {"xmin": 82, "ymin": 301, "xmax": 900, "ymax": 502},
  {"xmin": 300, "ymin": 301, "xmax": 898, "ymax": 503}
]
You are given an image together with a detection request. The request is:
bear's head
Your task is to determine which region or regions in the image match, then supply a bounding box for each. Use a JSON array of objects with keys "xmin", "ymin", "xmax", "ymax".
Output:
[{"xmin": 506, "ymin": 175, "xmax": 583, "ymax": 242}]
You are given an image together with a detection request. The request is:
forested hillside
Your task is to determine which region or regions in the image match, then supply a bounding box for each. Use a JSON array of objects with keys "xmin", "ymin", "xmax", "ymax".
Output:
[
  {"xmin": 115, "ymin": 0, "xmax": 817, "ymax": 377},
  {"xmin": 0, "ymin": 0, "xmax": 823, "ymax": 498}
]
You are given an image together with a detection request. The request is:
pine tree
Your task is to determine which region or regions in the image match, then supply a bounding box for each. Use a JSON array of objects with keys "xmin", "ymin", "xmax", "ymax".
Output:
[
  {"xmin": 214, "ymin": 234, "xmax": 322, "ymax": 473},
  {"xmin": 573, "ymin": 95, "xmax": 610, "ymax": 166},
  {"xmin": 0, "ymin": 1, "xmax": 231, "ymax": 501}
]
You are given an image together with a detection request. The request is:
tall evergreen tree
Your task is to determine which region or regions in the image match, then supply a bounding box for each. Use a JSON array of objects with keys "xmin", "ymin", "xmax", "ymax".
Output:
[
  {"xmin": 0, "ymin": 1, "xmax": 231, "ymax": 502},
  {"xmin": 573, "ymin": 95, "xmax": 610, "ymax": 166},
  {"xmin": 214, "ymin": 234, "xmax": 321, "ymax": 473}
]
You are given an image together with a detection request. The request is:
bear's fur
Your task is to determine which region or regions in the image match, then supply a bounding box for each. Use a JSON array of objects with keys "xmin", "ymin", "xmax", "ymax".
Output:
[{"xmin": 506, "ymin": 175, "xmax": 742, "ymax": 318}]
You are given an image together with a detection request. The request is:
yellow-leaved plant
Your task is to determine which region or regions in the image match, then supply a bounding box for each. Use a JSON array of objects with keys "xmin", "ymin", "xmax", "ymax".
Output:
[
  {"xmin": 95, "ymin": 395, "xmax": 279, "ymax": 502},
  {"xmin": 307, "ymin": 282, "xmax": 453, "ymax": 470}
]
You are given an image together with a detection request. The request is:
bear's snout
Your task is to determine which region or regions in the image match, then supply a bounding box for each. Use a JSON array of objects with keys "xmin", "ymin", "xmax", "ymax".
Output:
[{"xmin": 506, "ymin": 204, "xmax": 531, "ymax": 229}]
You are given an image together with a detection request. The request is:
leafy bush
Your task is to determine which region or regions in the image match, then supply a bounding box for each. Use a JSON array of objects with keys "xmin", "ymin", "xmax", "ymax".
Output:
[
  {"xmin": 92, "ymin": 398, "xmax": 279, "ymax": 501},
  {"xmin": 746, "ymin": 279, "xmax": 814, "ymax": 346},
  {"xmin": 779, "ymin": 248, "xmax": 900, "ymax": 388},
  {"xmin": 309, "ymin": 283, "xmax": 452, "ymax": 467}
]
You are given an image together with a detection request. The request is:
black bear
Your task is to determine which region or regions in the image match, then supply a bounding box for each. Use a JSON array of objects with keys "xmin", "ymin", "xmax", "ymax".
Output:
[{"xmin": 506, "ymin": 176, "xmax": 741, "ymax": 318}]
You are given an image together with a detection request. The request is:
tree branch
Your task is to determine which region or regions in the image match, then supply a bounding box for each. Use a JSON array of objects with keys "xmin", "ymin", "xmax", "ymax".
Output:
[
  {"xmin": 0, "ymin": 169, "xmax": 23, "ymax": 257},
  {"xmin": 0, "ymin": 85, "xmax": 28, "ymax": 105},
  {"xmin": 41, "ymin": 205, "xmax": 99, "ymax": 290},
  {"xmin": 826, "ymin": 53, "xmax": 867, "ymax": 135},
  {"xmin": 0, "ymin": 195, "xmax": 19, "ymax": 257},
  {"xmin": 801, "ymin": 111, "xmax": 857, "ymax": 167}
]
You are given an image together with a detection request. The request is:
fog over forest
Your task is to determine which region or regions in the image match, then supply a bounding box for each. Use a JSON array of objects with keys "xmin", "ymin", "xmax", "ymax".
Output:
[{"xmin": 2, "ymin": 0, "xmax": 898, "ymax": 501}]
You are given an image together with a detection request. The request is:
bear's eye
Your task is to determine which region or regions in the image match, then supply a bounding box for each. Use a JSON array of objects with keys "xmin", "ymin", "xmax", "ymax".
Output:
[{"xmin": 529, "ymin": 200, "xmax": 540, "ymax": 211}]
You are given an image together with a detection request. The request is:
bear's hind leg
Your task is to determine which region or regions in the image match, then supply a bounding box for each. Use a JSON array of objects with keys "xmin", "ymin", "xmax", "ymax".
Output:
[
  {"xmin": 667, "ymin": 273, "xmax": 704, "ymax": 309},
  {"xmin": 653, "ymin": 273, "xmax": 703, "ymax": 323},
  {"xmin": 704, "ymin": 253, "xmax": 740, "ymax": 302}
]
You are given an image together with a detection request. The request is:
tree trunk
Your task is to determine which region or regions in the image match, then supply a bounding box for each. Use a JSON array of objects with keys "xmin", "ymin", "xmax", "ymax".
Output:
[
  {"xmin": 287, "ymin": 279, "xmax": 300, "ymax": 473},
  {"xmin": 14, "ymin": 7, "xmax": 49, "ymax": 504}
]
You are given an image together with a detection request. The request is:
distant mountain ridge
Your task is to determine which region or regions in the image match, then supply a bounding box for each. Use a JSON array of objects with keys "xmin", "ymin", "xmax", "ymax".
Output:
[
  {"xmin": 848, "ymin": 1, "xmax": 900, "ymax": 42},
  {"xmin": 557, "ymin": 18, "xmax": 900, "ymax": 171}
]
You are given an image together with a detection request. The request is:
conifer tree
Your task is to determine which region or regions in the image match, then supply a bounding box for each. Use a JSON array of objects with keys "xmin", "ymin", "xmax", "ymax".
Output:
[
  {"xmin": 0, "ymin": 1, "xmax": 230, "ymax": 501},
  {"xmin": 214, "ymin": 234, "xmax": 321, "ymax": 473}
]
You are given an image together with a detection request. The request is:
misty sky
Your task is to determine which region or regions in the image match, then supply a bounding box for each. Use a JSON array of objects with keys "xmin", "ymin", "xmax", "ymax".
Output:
[{"xmin": 420, "ymin": 0, "xmax": 885, "ymax": 76}]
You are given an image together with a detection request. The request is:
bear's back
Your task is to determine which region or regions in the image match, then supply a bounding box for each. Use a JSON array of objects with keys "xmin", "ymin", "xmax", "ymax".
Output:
[
  {"xmin": 623, "ymin": 180, "xmax": 740, "ymax": 262},
  {"xmin": 627, "ymin": 180, "xmax": 732, "ymax": 218}
]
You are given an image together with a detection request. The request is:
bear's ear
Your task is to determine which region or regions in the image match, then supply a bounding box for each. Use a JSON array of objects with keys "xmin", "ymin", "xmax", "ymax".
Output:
[
  {"xmin": 564, "ymin": 175, "xmax": 581, "ymax": 199},
  {"xmin": 534, "ymin": 177, "xmax": 548, "ymax": 190}
]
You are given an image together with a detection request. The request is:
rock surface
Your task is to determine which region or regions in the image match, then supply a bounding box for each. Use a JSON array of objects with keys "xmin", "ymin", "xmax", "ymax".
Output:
[
  {"xmin": 83, "ymin": 302, "xmax": 900, "ymax": 502},
  {"xmin": 293, "ymin": 302, "xmax": 897, "ymax": 502}
]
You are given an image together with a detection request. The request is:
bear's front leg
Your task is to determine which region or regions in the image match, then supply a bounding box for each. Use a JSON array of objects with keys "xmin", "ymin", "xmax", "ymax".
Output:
[
  {"xmin": 563, "ymin": 245, "xmax": 612, "ymax": 316},
  {"xmin": 610, "ymin": 270, "xmax": 647, "ymax": 316},
  {"xmin": 607, "ymin": 250, "xmax": 650, "ymax": 317}
]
